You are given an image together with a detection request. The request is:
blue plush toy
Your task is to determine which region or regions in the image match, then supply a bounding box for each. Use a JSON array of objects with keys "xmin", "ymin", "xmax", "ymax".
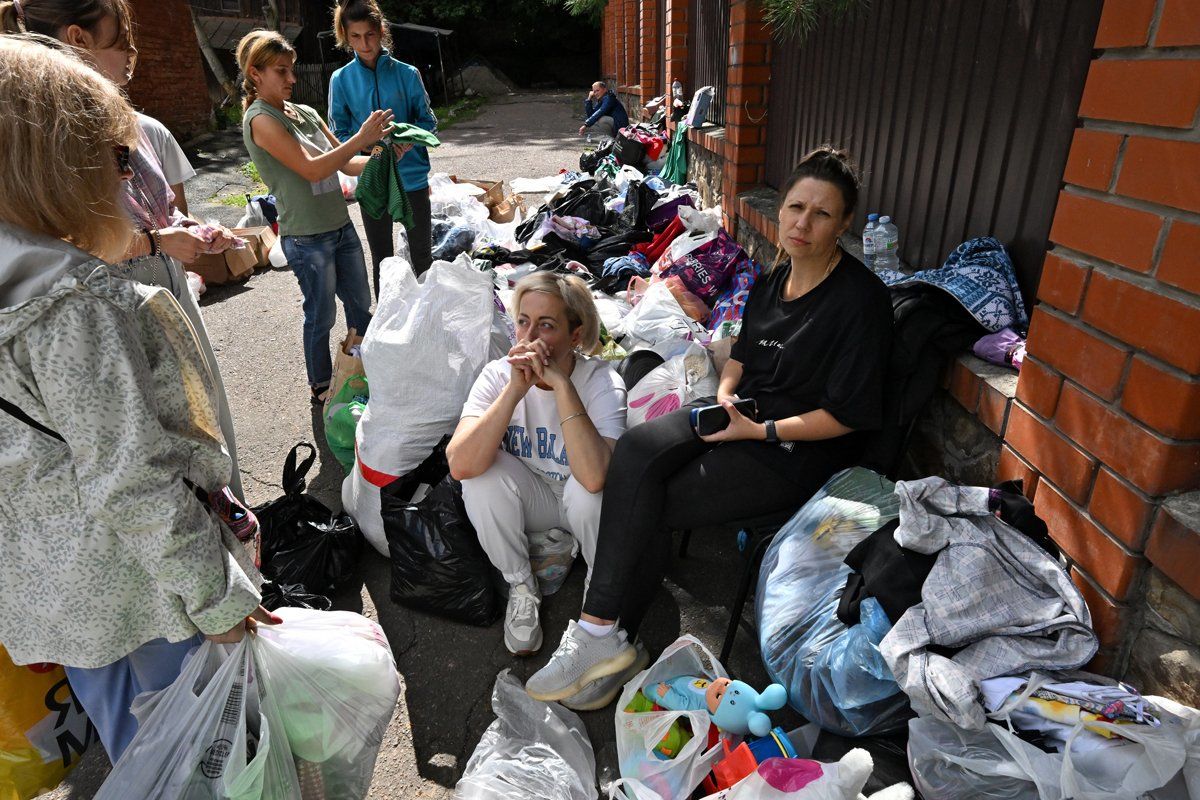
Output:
[{"xmin": 648, "ymin": 676, "xmax": 788, "ymax": 737}]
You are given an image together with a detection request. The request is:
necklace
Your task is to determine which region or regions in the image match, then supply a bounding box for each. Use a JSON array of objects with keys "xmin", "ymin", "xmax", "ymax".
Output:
[{"xmin": 785, "ymin": 247, "xmax": 841, "ymax": 300}]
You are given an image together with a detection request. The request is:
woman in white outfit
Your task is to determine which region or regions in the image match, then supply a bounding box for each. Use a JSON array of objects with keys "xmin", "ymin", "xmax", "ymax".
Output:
[{"xmin": 448, "ymin": 273, "xmax": 627, "ymax": 661}]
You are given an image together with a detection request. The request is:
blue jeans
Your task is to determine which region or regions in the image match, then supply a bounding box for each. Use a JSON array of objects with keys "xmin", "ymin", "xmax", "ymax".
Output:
[
  {"xmin": 281, "ymin": 222, "xmax": 374, "ymax": 390},
  {"xmin": 65, "ymin": 635, "xmax": 203, "ymax": 764}
]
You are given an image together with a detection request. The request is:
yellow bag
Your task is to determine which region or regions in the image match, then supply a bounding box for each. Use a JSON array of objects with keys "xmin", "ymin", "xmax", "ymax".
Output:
[{"xmin": 0, "ymin": 645, "xmax": 94, "ymax": 800}]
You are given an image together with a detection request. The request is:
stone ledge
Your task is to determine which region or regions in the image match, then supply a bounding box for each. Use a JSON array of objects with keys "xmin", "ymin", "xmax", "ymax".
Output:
[{"xmin": 687, "ymin": 124, "xmax": 729, "ymax": 159}]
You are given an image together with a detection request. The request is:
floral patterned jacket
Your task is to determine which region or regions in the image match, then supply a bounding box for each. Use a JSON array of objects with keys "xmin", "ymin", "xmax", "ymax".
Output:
[{"xmin": 0, "ymin": 224, "xmax": 259, "ymax": 668}]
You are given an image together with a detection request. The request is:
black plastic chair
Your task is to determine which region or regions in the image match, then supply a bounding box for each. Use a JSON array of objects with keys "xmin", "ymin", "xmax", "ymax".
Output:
[{"xmin": 678, "ymin": 508, "xmax": 796, "ymax": 666}]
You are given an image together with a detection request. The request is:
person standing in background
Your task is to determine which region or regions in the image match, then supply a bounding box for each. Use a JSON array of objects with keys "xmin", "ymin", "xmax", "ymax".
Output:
[{"xmin": 328, "ymin": 0, "xmax": 437, "ymax": 292}]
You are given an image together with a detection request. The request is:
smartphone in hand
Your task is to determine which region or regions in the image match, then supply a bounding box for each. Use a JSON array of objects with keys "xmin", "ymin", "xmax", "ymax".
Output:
[{"xmin": 690, "ymin": 398, "xmax": 758, "ymax": 436}]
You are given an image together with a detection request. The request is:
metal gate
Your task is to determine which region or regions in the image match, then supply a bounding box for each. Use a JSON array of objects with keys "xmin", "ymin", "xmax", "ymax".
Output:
[
  {"xmin": 688, "ymin": 0, "xmax": 730, "ymax": 125},
  {"xmin": 764, "ymin": 0, "xmax": 1102, "ymax": 293}
]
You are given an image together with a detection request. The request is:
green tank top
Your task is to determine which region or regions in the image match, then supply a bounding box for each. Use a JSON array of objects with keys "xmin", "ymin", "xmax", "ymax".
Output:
[{"xmin": 242, "ymin": 100, "xmax": 350, "ymax": 237}]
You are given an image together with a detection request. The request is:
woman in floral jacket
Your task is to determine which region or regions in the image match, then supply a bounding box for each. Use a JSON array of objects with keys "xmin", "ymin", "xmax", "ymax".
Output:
[{"xmin": 0, "ymin": 35, "xmax": 275, "ymax": 765}]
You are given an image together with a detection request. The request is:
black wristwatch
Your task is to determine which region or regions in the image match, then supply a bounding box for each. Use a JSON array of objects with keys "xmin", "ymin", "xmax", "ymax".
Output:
[{"xmin": 764, "ymin": 419, "xmax": 779, "ymax": 443}]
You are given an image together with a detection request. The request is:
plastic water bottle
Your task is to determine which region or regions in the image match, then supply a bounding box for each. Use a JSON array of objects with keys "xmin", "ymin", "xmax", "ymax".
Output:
[
  {"xmin": 875, "ymin": 215, "xmax": 900, "ymax": 270},
  {"xmin": 862, "ymin": 213, "xmax": 879, "ymax": 268}
]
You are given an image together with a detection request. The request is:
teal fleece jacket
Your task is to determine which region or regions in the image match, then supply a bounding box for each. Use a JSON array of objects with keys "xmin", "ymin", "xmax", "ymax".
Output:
[{"xmin": 328, "ymin": 50, "xmax": 438, "ymax": 191}]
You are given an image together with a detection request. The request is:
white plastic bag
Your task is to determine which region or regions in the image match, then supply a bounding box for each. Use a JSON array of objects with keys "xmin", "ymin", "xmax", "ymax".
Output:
[
  {"xmin": 616, "ymin": 636, "xmax": 734, "ymax": 800},
  {"xmin": 344, "ymin": 251, "xmax": 511, "ymax": 554},
  {"xmin": 908, "ymin": 696, "xmax": 1192, "ymax": 800},
  {"xmin": 235, "ymin": 197, "xmax": 268, "ymax": 229},
  {"xmin": 96, "ymin": 608, "xmax": 398, "ymax": 800},
  {"xmin": 626, "ymin": 343, "xmax": 717, "ymax": 427},
  {"xmin": 268, "ymin": 238, "xmax": 287, "ymax": 267},
  {"xmin": 678, "ymin": 206, "xmax": 722, "ymax": 235},
  {"xmin": 615, "ymin": 281, "xmax": 707, "ymax": 348},
  {"xmin": 455, "ymin": 670, "xmax": 597, "ymax": 800}
]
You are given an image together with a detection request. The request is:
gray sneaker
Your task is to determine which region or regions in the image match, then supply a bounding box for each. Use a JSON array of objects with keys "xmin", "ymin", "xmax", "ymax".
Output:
[
  {"xmin": 561, "ymin": 641, "xmax": 650, "ymax": 711},
  {"xmin": 504, "ymin": 583, "xmax": 543, "ymax": 656},
  {"xmin": 525, "ymin": 620, "xmax": 637, "ymax": 702}
]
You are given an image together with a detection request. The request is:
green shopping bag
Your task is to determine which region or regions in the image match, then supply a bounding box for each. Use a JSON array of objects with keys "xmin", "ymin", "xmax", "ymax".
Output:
[{"xmin": 324, "ymin": 375, "xmax": 368, "ymax": 472}]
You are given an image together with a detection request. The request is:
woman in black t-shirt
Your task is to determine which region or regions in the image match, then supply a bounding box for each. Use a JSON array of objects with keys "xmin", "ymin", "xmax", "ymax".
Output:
[{"xmin": 524, "ymin": 147, "xmax": 893, "ymax": 710}]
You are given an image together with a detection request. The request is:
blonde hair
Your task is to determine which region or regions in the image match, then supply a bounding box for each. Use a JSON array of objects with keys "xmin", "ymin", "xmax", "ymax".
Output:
[
  {"xmin": 235, "ymin": 29, "xmax": 296, "ymax": 111},
  {"xmin": 0, "ymin": 0, "xmax": 134, "ymax": 48},
  {"xmin": 332, "ymin": 0, "xmax": 391, "ymax": 52},
  {"xmin": 0, "ymin": 35, "xmax": 138, "ymax": 261},
  {"xmin": 512, "ymin": 272, "xmax": 601, "ymax": 354}
]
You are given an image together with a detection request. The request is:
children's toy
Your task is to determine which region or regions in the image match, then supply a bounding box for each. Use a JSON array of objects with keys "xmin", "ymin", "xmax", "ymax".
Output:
[
  {"xmin": 624, "ymin": 690, "xmax": 694, "ymax": 760},
  {"xmin": 648, "ymin": 676, "xmax": 787, "ymax": 737},
  {"xmin": 701, "ymin": 727, "xmax": 801, "ymax": 795}
]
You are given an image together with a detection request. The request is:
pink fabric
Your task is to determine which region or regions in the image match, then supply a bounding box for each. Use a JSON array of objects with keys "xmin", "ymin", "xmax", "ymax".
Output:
[{"xmin": 758, "ymin": 757, "xmax": 825, "ymax": 790}]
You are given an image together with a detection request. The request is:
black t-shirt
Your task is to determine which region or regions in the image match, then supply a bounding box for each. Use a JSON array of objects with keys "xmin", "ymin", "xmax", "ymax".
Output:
[{"xmin": 729, "ymin": 253, "xmax": 892, "ymax": 429}]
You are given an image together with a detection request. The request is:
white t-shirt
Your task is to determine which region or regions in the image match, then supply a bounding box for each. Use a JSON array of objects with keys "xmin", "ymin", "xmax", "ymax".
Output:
[
  {"xmin": 461, "ymin": 355, "xmax": 628, "ymax": 483},
  {"xmin": 137, "ymin": 113, "xmax": 196, "ymax": 185}
]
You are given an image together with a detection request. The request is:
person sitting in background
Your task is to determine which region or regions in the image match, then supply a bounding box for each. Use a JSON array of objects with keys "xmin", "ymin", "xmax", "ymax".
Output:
[
  {"xmin": 525, "ymin": 147, "xmax": 894, "ymax": 709},
  {"xmin": 446, "ymin": 274, "xmax": 629, "ymax": 685},
  {"xmin": 579, "ymin": 80, "xmax": 628, "ymax": 140},
  {"xmin": 0, "ymin": 34, "xmax": 276, "ymax": 765}
]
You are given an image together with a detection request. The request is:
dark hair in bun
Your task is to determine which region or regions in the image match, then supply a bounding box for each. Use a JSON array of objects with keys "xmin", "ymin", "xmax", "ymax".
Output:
[{"xmin": 780, "ymin": 145, "xmax": 860, "ymax": 218}]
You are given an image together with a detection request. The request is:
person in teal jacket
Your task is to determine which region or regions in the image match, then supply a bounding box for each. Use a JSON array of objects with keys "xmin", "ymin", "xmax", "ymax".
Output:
[{"xmin": 329, "ymin": 0, "xmax": 438, "ymax": 292}]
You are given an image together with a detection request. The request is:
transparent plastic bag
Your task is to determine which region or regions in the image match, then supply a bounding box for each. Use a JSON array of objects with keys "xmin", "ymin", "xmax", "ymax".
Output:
[
  {"xmin": 454, "ymin": 670, "xmax": 597, "ymax": 799},
  {"xmin": 908, "ymin": 692, "xmax": 1193, "ymax": 800},
  {"xmin": 616, "ymin": 636, "xmax": 735, "ymax": 800},
  {"xmin": 97, "ymin": 608, "xmax": 399, "ymax": 800},
  {"xmin": 756, "ymin": 468, "xmax": 910, "ymax": 737},
  {"xmin": 626, "ymin": 343, "xmax": 717, "ymax": 427},
  {"xmin": 528, "ymin": 528, "xmax": 578, "ymax": 597}
]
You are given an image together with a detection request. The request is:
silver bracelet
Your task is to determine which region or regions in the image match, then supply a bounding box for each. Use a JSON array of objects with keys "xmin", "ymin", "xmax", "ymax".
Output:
[{"xmin": 560, "ymin": 411, "xmax": 588, "ymax": 426}]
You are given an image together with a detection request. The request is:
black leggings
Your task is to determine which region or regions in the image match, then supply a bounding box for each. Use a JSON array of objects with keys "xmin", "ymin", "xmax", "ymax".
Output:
[
  {"xmin": 361, "ymin": 188, "xmax": 433, "ymax": 298},
  {"xmin": 582, "ymin": 403, "xmax": 860, "ymax": 637}
]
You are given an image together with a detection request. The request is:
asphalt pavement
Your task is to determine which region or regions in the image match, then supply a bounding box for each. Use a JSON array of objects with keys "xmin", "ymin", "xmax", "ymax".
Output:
[{"xmin": 42, "ymin": 90, "xmax": 789, "ymax": 799}]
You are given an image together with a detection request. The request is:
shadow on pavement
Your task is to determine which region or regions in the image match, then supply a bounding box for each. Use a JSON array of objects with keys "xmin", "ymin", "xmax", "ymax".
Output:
[{"xmin": 356, "ymin": 520, "xmax": 793, "ymax": 792}]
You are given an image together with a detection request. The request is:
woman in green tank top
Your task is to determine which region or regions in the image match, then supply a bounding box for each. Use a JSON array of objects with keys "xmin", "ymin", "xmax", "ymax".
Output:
[{"xmin": 237, "ymin": 30, "xmax": 406, "ymax": 402}]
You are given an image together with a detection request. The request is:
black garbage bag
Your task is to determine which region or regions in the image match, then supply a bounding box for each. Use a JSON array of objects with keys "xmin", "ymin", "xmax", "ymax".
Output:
[
  {"xmin": 255, "ymin": 442, "xmax": 364, "ymax": 595},
  {"xmin": 618, "ymin": 179, "xmax": 659, "ymax": 231},
  {"xmin": 259, "ymin": 580, "xmax": 332, "ymax": 612},
  {"xmin": 385, "ymin": 473, "xmax": 503, "ymax": 626},
  {"xmin": 579, "ymin": 140, "xmax": 614, "ymax": 173}
]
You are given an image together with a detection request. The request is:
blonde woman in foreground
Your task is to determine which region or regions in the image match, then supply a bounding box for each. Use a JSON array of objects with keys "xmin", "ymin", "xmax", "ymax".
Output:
[{"xmin": 0, "ymin": 36, "xmax": 276, "ymax": 765}]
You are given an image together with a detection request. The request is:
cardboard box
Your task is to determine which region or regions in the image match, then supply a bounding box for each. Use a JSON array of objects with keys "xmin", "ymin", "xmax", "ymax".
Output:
[
  {"xmin": 232, "ymin": 225, "xmax": 278, "ymax": 268},
  {"xmin": 451, "ymin": 176, "xmax": 505, "ymax": 208},
  {"xmin": 490, "ymin": 194, "xmax": 520, "ymax": 223}
]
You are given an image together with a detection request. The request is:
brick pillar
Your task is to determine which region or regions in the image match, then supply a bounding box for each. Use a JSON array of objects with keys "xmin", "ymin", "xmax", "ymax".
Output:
[
  {"xmin": 718, "ymin": 0, "xmax": 772, "ymax": 226},
  {"xmin": 1000, "ymin": 0, "xmax": 1200, "ymax": 686},
  {"xmin": 628, "ymin": 0, "xmax": 640, "ymax": 90},
  {"xmin": 639, "ymin": 0, "xmax": 661, "ymax": 106},
  {"xmin": 125, "ymin": 0, "xmax": 211, "ymax": 139},
  {"xmin": 663, "ymin": 0, "xmax": 688, "ymax": 130}
]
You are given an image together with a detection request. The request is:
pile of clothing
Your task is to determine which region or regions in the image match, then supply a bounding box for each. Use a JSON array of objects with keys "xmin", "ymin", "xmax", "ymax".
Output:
[{"xmin": 757, "ymin": 471, "xmax": 1200, "ymax": 799}]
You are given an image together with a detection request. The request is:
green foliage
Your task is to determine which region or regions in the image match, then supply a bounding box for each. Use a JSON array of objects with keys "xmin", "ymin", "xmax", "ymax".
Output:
[
  {"xmin": 215, "ymin": 103, "xmax": 243, "ymax": 130},
  {"xmin": 432, "ymin": 96, "xmax": 487, "ymax": 129},
  {"xmin": 239, "ymin": 161, "xmax": 261, "ymax": 183},
  {"xmin": 562, "ymin": 0, "xmax": 607, "ymax": 22},
  {"xmin": 762, "ymin": 0, "xmax": 869, "ymax": 41}
]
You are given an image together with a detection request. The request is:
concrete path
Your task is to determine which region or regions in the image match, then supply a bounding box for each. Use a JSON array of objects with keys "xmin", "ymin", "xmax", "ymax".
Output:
[{"xmin": 41, "ymin": 91, "xmax": 790, "ymax": 799}]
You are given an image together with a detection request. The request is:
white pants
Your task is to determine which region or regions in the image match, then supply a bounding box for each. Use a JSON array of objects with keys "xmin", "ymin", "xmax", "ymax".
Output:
[{"xmin": 461, "ymin": 449, "xmax": 602, "ymax": 587}]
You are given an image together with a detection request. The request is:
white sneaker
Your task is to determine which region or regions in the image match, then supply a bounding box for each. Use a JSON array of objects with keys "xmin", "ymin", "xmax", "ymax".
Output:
[
  {"xmin": 561, "ymin": 640, "xmax": 650, "ymax": 711},
  {"xmin": 525, "ymin": 620, "xmax": 636, "ymax": 702},
  {"xmin": 504, "ymin": 583, "xmax": 542, "ymax": 656}
]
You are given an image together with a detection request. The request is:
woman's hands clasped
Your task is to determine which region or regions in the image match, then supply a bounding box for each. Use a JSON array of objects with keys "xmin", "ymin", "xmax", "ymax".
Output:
[{"xmin": 505, "ymin": 339, "xmax": 569, "ymax": 396}]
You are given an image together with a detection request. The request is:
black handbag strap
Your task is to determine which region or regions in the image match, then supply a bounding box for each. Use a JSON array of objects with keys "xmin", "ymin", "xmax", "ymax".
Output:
[
  {"xmin": 282, "ymin": 442, "xmax": 317, "ymax": 495},
  {"xmin": 0, "ymin": 394, "xmax": 65, "ymax": 442}
]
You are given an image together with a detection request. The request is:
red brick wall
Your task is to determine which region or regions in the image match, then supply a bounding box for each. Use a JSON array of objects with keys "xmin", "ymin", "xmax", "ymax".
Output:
[
  {"xmin": 638, "ymin": 0, "xmax": 661, "ymax": 105},
  {"xmin": 999, "ymin": 0, "xmax": 1200, "ymax": 673},
  {"xmin": 126, "ymin": 0, "xmax": 212, "ymax": 141}
]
